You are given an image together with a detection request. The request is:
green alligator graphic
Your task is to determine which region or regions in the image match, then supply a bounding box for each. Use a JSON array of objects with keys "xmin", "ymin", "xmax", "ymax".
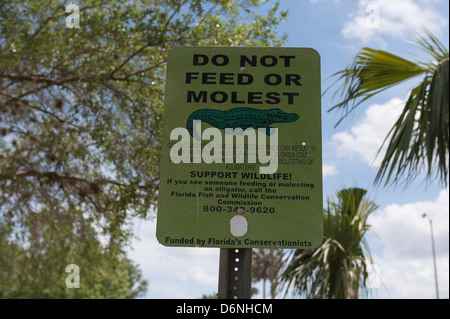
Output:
[{"xmin": 186, "ymin": 107, "xmax": 299, "ymax": 138}]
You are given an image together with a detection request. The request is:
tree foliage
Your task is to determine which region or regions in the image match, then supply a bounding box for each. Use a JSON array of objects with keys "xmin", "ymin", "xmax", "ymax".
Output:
[
  {"xmin": 282, "ymin": 188, "xmax": 378, "ymax": 299},
  {"xmin": 0, "ymin": 0, "xmax": 287, "ymax": 297},
  {"xmin": 328, "ymin": 29, "xmax": 449, "ymax": 187},
  {"xmin": 252, "ymin": 248, "xmax": 284, "ymax": 299}
]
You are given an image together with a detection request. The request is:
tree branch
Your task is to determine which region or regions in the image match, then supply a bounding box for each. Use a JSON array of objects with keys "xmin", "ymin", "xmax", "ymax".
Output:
[
  {"xmin": 0, "ymin": 169, "xmax": 153, "ymax": 190},
  {"xmin": 109, "ymin": 0, "xmax": 187, "ymax": 80},
  {"xmin": 111, "ymin": 60, "xmax": 166, "ymax": 81}
]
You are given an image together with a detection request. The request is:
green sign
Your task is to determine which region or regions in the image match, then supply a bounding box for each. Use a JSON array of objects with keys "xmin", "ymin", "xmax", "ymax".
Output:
[{"xmin": 157, "ymin": 47, "xmax": 323, "ymax": 249}]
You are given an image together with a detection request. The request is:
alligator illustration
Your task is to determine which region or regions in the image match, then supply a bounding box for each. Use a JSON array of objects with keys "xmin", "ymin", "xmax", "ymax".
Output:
[{"xmin": 186, "ymin": 107, "xmax": 299, "ymax": 138}]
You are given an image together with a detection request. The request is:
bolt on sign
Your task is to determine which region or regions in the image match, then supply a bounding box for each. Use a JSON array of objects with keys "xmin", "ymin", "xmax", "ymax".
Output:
[{"xmin": 157, "ymin": 47, "xmax": 323, "ymax": 249}]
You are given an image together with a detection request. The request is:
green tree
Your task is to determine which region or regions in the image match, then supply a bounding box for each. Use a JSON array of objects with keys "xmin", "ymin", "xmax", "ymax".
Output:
[
  {"xmin": 0, "ymin": 212, "xmax": 148, "ymax": 298},
  {"xmin": 0, "ymin": 0, "xmax": 287, "ymax": 297},
  {"xmin": 328, "ymin": 30, "xmax": 449, "ymax": 187},
  {"xmin": 252, "ymin": 248, "xmax": 284, "ymax": 299},
  {"xmin": 282, "ymin": 188, "xmax": 378, "ymax": 299}
]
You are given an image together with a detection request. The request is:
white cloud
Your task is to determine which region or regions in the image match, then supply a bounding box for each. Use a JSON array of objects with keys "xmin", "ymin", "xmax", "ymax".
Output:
[
  {"xmin": 127, "ymin": 189, "xmax": 449, "ymax": 299},
  {"xmin": 128, "ymin": 219, "xmax": 219, "ymax": 298},
  {"xmin": 186, "ymin": 266, "xmax": 218, "ymax": 287},
  {"xmin": 372, "ymin": 256, "xmax": 448, "ymax": 298},
  {"xmin": 323, "ymin": 163, "xmax": 338, "ymax": 177},
  {"xmin": 369, "ymin": 188, "xmax": 449, "ymax": 298},
  {"xmin": 331, "ymin": 98, "xmax": 404, "ymax": 167},
  {"xmin": 370, "ymin": 188, "xmax": 449, "ymax": 258},
  {"xmin": 342, "ymin": 0, "xmax": 448, "ymax": 45},
  {"xmin": 309, "ymin": 0, "xmax": 341, "ymax": 3}
]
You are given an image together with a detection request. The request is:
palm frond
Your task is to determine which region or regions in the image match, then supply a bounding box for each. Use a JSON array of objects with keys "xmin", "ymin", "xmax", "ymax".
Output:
[
  {"xmin": 328, "ymin": 48, "xmax": 426, "ymax": 127},
  {"xmin": 414, "ymin": 27, "xmax": 449, "ymax": 66},
  {"xmin": 281, "ymin": 188, "xmax": 378, "ymax": 299},
  {"xmin": 375, "ymin": 55, "xmax": 449, "ymax": 186},
  {"xmin": 329, "ymin": 29, "xmax": 449, "ymax": 186}
]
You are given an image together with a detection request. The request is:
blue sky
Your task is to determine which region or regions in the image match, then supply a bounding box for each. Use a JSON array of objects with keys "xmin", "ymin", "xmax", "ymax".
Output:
[{"xmin": 129, "ymin": 0, "xmax": 449, "ymax": 299}]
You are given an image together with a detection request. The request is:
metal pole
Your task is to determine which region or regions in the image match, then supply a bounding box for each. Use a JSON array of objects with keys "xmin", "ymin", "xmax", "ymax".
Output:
[
  {"xmin": 423, "ymin": 213, "xmax": 439, "ymax": 299},
  {"xmin": 218, "ymin": 248, "xmax": 252, "ymax": 299}
]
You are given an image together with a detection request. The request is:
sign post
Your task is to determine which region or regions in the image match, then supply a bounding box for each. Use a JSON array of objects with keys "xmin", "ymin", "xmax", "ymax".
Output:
[
  {"xmin": 218, "ymin": 247, "xmax": 252, "ymax": 299},
  {"xmin": 157, "ymin": 47, "xmax": 323, "ymax": 298}
]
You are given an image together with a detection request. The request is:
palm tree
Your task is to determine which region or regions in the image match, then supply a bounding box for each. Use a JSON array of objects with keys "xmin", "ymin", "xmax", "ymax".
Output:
[
  {"xmin": 328, "ymin": 29, "xmax": 449, "ymax": 187},
  {"xmin": 252, "ymin": 248, "xmax": 285, "ymax": 299},
  {"xmin": 282, "ymin": 188, "xmax": 378, "ymax": 299}
]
